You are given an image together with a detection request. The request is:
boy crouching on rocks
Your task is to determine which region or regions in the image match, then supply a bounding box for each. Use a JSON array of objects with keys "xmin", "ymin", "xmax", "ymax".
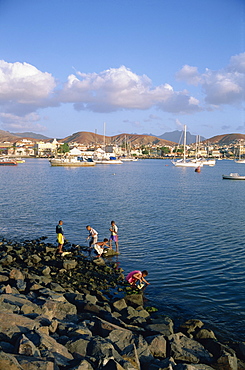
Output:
[{"xmin": 94, "ymin": 238, "xmax": 109, "ymax": 257}]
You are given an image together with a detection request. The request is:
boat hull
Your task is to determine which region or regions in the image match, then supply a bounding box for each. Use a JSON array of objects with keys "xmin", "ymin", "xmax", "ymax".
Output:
[
  {"xmin": 0, "ymin": 160, "xmax": 17, "ymax": 166},
  {"xmin": 121, "ymin": 158, "xmax": 138, "ymax": 162},
  {"xmin": 172, "ymin": 160, "xmax": 203, "ymax": 167},
  {"xmin": 201, "ymin": 159, "xmax": 216, "ymax": 166},
  {"xmin": 222, "ymin": 173, "xmax": 245, "ymax": 180},
  {"xmin": 49, "ymin": 159, "xmax": 96, "ymax": 167},
  {"xmin": 95, "ymin": 160, "xmax": 123, "ymax": 164}
]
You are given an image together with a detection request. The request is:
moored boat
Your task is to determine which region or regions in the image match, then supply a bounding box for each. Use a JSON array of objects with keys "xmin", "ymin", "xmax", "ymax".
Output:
[
  {"xmin": 200, "ymin": 158, "xmax": 216, "ymax": 166},
  {"xmin": 49, "ymin": 156, "xmax": 96, "ymax": 167},
  {"xmin": 0, "ymin": 157, "xmax": 17, "ymax": 166},
  {"xmin": 222, "ymin": 173, "xmax": 245, "ymax": 180},
  {"xmin": 172, "ymin": 125, "xmax": 203, "ymax": 168},
  {"xmin": 94, "ymin": 156, "xmax": 123, "ymax": 164},
  {"xmin": 120, "ymin": 157, "xmax": 138, "ymax": 162},
  {"xmin": 15, "ymin": 158, "xmax": 26, "ymax": 163}
]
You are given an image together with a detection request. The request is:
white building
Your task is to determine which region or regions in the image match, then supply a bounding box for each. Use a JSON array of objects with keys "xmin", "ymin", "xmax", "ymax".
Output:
[{"xmin": 34, "ymin": 139, "xmax": 59, "ymax": 156}]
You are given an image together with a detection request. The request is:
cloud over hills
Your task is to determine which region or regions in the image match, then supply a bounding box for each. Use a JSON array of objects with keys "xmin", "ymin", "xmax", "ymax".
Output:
[{"xmin": 0, "ymin": 52, "xmax": 244, "ymax": 132}]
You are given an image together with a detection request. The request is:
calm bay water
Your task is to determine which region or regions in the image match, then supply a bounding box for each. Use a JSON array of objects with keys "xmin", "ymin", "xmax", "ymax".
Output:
[{"xmin": 1, "ymin": 158, "xmax": 245, "ymax": 341}]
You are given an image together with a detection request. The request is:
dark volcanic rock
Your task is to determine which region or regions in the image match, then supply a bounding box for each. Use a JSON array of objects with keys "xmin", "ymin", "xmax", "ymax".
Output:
[{"xmin": 0, "ymin": 236, "xmax": 243, "ymax": 370}]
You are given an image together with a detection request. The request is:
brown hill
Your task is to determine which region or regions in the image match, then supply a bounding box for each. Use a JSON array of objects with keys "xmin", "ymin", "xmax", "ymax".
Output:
[
  {"xmin": 0, "ymin": 130, "xmax": 19, "ymax": 142},
  {"xmin": 0, "ymin": 130, "xmax": 42, "ymax": 143},
  {"xmin": 61, "ymin": 131, "xmax": 175, "ymax": 147},
  {"xmin": 203, "ymin": 133, "xmax": 245, "ymax": 145}
]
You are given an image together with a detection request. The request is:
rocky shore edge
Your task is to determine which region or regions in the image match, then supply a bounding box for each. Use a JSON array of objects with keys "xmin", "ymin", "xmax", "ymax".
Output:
[{"xmin": 0, "ymin": 237, "xmax": 244, "ymax": 370}]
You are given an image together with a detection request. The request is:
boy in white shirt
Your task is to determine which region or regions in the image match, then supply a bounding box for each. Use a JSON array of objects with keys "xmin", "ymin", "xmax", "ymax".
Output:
[
  {"xmin": 109, "ymin": 221, "xmax": 119, "ymax": 252},
  {"xmin": 86, "ymin": 225, "xmax": 98, "ymax": 252}
]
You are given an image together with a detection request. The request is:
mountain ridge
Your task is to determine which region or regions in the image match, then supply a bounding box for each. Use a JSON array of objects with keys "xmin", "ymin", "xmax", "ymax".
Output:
[
  {"xmin": 158, "ymin": 130, "xmax": 206, "ymax": 145},
  {"xmin": 61, "ymin": 131, "xmax": 176, "ymax": 147},
  {"xmin": 0, "ymin": 129, "xmax": 245, "ymax": 146}
]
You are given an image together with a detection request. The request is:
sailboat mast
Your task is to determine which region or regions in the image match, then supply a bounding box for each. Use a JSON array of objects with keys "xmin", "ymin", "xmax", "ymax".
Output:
[
  {"xmin": 103, "ymin": 122, "xmax": 106, "ymax": 152},
  {"xmin": 183, "ymin": 125, "xmax": 186, "ymax": 162}
]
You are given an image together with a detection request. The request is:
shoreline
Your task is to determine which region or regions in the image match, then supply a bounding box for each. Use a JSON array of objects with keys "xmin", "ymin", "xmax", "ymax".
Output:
[{"xmin": 0, "ymin": 236, "xmax": 244, "ymax": 369}]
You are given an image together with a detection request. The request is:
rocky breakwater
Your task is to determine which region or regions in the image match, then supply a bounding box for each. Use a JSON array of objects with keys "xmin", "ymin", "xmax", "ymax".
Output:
[{"xmin": 0, "ymin": 238, "xmax": 244, "ymax": 370}]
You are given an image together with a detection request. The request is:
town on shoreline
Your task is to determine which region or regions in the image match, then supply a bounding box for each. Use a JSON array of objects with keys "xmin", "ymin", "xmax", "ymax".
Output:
[{"xmin": 1, "ymin": 130, "xmax": 245, "ymax": 160}]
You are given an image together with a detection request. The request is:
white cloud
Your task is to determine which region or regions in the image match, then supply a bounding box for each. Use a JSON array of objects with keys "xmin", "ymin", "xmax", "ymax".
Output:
[
  {"xmin": 0, "ymin": 60, "xmax": 56, "ymax": 131},
  {"xmin": 203, "ymin": 69, "xmax": 242, "ymax": 105},
  {"xmin": 0, "ymin": 112, "xmax": 46, "ymax": 131},
  {"xmin": 176, "ymin": 52, "xmax": 245, "ymax": 106},
  {"xmin": 176, "ymin": 65, "xmax": 201, "ymax": 86},
  {"xmin": 229, "ymin": 53, "xmax": 245, "ymax": 73},
  {"xmin": 0, "ymin": 60, "xmax": 56, "ymax": 104},
  {"xmin": 58, "ymin": 65, "xmax": 201, "ymax": 114},
  {"xmin": 1, "ymin": 55, "xmax": 244, "ymax": 133}
]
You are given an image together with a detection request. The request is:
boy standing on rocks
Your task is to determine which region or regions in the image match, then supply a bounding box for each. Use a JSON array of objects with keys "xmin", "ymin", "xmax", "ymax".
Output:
[
  {"xmin": 109, "ymin": 220, "xmax": 119, "ymax": 252},
  {"xmin": 86, "ymin": 225, "xmax": 98, "ymax": 252},
  {"xmin": 56, "ymin": 220, "xmax": 65, "ymax": 254}
]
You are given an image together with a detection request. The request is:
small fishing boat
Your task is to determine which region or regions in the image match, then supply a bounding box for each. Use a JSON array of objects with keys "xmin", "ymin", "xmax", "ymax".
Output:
[
  {"xmin": 0, "ymin": 157, "xmax": 17, "ymax": 166},
  {"xmin": 222, "ymin": 173, "xmax": 245, "ymax": 180}
]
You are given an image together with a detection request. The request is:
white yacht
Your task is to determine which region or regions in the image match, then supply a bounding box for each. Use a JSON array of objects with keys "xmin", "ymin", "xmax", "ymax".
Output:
[{"xmin": 172, "ymin": 125, "xmax": 203, "ymax": 167}]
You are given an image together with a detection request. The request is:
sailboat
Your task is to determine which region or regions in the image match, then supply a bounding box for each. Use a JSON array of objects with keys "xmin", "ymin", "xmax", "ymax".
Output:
[
  {"xmin": 172, "ymin": 125, "xmax": 203, "ymax": 167},
  {"xmin": 234, "ymin": 140, "xmax": 245, "ymax": 163},
  {"xmin": 121, "ymin": 135, "xmax": 138, "ymax": 161},
  {"xmin": 93, "ymin": 123, "xmax": 123, "ymax": 164},
  {"xmin": 197, "ymin": 139, "xmax": 216, "ymax": 166}
]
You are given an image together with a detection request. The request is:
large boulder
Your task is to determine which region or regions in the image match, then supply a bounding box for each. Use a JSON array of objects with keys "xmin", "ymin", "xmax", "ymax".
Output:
[
  {"xmin": 124, "ymin": 294, "xmax": 143, "ymax": 308},
  {"xmin": 145, "ymin": 335, "xmax": 167, "ymax": 358},
  {"xmin": 0, "ymin": 294, "xmax": 41, "ymax": 314},
  {"xmin": 16, "ymin": 334, "xmax": 41, "ymax": 357},
  {"xmin": 66, "ymin": 336, "xmax": 91, "ymax": 357},
  {"xmin": 0, "ymin": 312, "xmax": 40, "ymax": 341},
  {"xmin": 179, "ymin": 319, "xmax": 204, "ymax": 338},
  {"xmin": 69, "ymin": 358, "xmax": 94, "ymax": 369},
  {"xmin": 86, "ymin": 336, "xmax": 122, "ymax": 364},
  {"xmin": 15, "ymin": 355, "xmax": 59, "ymax": 370},
  {"xmin": 0, "ymin": 351, "xmax": 23, "ymax": 370},
  {"xmin": 112, "ymin": 299, "xmax": 127, "ymax": 312},
  {"xmin": 145, "ymin": 317, "xmax": 174, "ymax": 337},
  {"xmin": 108, "ymin": 329, "xmax": 136, "ymax": 352},
  {"xmin": 121, "ymin": 335, "xmax": 154, "ymax": 369},
  {"xmin": 174, "ymin": 364, "xmax": 215, "ymax": 369},
  {"xmin": 26, "ymin": 331, "xmax": 74, "ymax": 367},
  {"xmin": 168, "ymin": 333, "xmax": 213, "ymax": 364},
  {"xmin": 214, "ymin": 347, "xmax": 237, "ymax": 370},
  {"xmin": 40, "ymin": 299, "xmax": 77, "ymax": 321},
  {"xmin": 63, "ymin": 259, "xmax": 78, "ymax": 270}
]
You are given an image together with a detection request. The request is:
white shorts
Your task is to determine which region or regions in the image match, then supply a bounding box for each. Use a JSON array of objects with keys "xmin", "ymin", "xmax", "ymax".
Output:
[{"xmin": 94, "ymin": 244, "xmax": 103, "ymax": 255}]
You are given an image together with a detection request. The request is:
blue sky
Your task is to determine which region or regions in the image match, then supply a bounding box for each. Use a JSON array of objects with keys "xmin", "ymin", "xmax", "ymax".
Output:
[{"xmin": 0, "ymin": 0, "xmax": 244, "ymax": 139}]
